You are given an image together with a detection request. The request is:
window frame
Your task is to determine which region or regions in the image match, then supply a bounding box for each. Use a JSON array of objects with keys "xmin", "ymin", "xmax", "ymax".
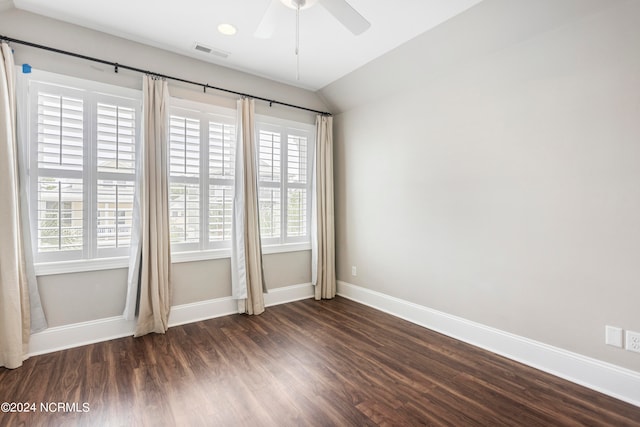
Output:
[
  {"xmin": 255, "ymin": 115, "xmax": 315, "ymax": 250},
  {"xmin": 20, "ymin": 71, "xmax": 316, "ymax": 275},
  {"xmin": 21, "ymin": 70, "xmax": 142, "ymax": 272},
  {"xmin": 168, "ymin": 98, "xmax": 236, "ymax": 258}
]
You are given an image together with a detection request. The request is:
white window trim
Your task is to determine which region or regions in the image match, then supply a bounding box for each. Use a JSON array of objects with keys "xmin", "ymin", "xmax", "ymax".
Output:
[
  {"xmin": 34, "ymin": 257, "xmax": 130, "ymax": 276},
  {"xmin": 21, "ymin": 71, "xmax": 314, "ymax": 275},
  {"xmin": 169, "ymin": 98, "xmax": 236, "ymax": 253},
  {"xmin": 262, "ymin": 242, "xmax": 312, "ymax": 255},
  {"xmin": 20, "ymin": 69, "xmax": 142, "ymax": 270},
  {"xmin": 255, "ymin": 115, "xmax": 315, "ymax": 247},
  {"xmin": 34, "ymin": 243, "xmax": 313, "ymax": 275}
]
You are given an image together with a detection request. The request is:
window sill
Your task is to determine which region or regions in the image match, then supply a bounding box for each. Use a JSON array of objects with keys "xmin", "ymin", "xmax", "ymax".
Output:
[
  {"xmin": 34, "ymin": 244, "xmax": 312, "ymax": 276},
  {"xmin": 262, "ymin": 243, "xmax": 311, "ymax": 255},
  {"xmin": 171, "ymin": 249, "xmax": 231, "ymax": 264},
  {"xmin": 35, "ymin": 257, "xmax": 130, "ymax": 276}
]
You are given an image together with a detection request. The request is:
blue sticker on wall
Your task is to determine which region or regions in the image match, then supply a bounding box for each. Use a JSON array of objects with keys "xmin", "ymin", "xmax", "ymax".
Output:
[{"xmin": 22, "ymin": 63, "xmax": 32, "ymax": 74}]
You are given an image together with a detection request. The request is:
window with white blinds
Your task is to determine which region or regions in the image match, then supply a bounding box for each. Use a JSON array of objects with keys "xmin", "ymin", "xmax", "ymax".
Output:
[
  {"xmin": 169, "ymin": 100, "xmax": 235, "ymax": 252},
  {"xmin": 21, "ymin": 71, "xmax": 314, "ymax": 269},
  {"xmin": 256, "ymin": 118, "xmax": 314, "ymax": 246},
  {"xmin": 25, "ymin": 72, "xmax": 141, "ymax": 264},
  {"xmin": 208, "ymin": 120, "xmax": 235, "ymax": 243},
  {"xmin": 96, "ymin": 103, "xmax": 136, "ymax": 253}
]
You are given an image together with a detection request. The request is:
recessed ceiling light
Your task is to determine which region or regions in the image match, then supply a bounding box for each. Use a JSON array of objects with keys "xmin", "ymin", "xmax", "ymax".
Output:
[{"xmin": 217, "ymin": 23, "xmax": 237, "ymax": 36}]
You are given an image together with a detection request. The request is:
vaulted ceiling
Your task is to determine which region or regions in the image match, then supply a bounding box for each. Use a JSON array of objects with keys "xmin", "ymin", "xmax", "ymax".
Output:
[{"xmin": 8, "ymin": 0, "xmax": 484, "ymax": 90}]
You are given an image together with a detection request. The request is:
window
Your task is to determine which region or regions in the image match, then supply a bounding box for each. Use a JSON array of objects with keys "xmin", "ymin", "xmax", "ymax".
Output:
[
  {"xmin": 24, "ymin": 71, "xmax": 141, "ymax": 264},
  {"xmin": 23, "ymin": 71, "xmax": 314, "ymax": 271},
  {"xmin": 169, "ymin": 100, "xmax": 235, "ymax": 253},
  {"xmin": 256, "ymin": 118, "xmax": 314, "ymax": 247}
]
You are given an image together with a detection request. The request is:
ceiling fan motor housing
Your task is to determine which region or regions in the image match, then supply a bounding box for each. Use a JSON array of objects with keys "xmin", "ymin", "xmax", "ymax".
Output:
[{"xmin": 280, "ymin": 0, "xmax": 319, "ymax": 10}]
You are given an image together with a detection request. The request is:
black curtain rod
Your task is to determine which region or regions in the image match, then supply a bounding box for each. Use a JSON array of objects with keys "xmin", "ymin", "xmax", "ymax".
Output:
[{"xmin": 0, "ymin": 34, "xmax": 331, "ymax": 116}]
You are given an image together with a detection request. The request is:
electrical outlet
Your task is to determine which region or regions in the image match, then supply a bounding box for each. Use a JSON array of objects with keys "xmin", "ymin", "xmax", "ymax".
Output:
[
  {"xmin": 351, "ymin": 266, "xmax": 357, "ymax": 277},
  {"xmin": 626, "ymin": 331, "xmax": 640, "ymax": 353}
]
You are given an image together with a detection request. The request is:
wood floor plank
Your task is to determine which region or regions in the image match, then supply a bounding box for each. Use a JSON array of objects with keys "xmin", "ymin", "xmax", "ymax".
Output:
[{"xmin": 1, "ymin": 297, "xmax": 639, "ymax": 426}]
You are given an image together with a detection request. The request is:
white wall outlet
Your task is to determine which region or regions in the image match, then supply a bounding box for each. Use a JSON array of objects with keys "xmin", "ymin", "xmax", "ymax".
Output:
[
  {"xmin": 351, "ymin": 266, "xmax": 357, "ymax": 276},
  {"xmin": 605, "ymin": 326, "xmax": 623, "ymax": 348},
  {"xmin": 625, "ymin": 331, "xmax": 640, "ymax": 353}
]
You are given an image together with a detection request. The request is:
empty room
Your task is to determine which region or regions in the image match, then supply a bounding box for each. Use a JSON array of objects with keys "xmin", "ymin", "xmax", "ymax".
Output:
[{"xmin": 1, "ymin": 0, "xmax": 639, "ymax": 425}]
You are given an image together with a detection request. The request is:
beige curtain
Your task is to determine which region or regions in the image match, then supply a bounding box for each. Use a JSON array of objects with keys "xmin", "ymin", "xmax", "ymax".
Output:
[
  {"xmin": 134, "ymin": 75, "xmax": 172, "ymax": 336},
  {"xmin": 231, "ymin": 98, "xmax": 266, "ymax": 315},
  {"xmin": 0, "ymin": 42, "xmax": 30, "ymax": 368},
  {"xmin": 312, "ymin": 115, "xmax": 336, "ymax": 300}
]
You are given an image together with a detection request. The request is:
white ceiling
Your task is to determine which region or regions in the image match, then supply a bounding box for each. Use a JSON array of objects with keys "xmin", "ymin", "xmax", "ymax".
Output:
[{"xmin": 11, "ymin": 0, "xmax": 484, "ymax": 90}]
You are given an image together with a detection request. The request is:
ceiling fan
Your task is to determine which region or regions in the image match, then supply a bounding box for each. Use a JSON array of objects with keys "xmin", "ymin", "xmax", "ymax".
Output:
[{"xmin": 254, "ymin": 0, "xmax": 371, "ymax": 39}]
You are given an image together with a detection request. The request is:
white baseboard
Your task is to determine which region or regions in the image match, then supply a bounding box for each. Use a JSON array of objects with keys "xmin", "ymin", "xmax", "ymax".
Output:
[
  {"xmin": 264, "ymin": 282, "xmax": 315, "ymax": 307},
  {"xmin": 28, "ymin": 316, "xmax": 136, "ymax": 358},
  {"xmin": 27, "ymin": 283, "xmax": 314, "ymax": 358},
  {"xmin": 168, "ymin": 297, "xmax": 237, "ymax": 328},
  {"xmin": 169, "ymin": 282, "xmax": 315, "ymax": 327},
  {"xmin": 337, "ymin": 281, "xmax": 640, "ymax": 408}
]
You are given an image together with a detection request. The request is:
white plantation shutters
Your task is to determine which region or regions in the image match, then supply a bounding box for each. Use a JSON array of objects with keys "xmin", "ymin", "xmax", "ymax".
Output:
[
  {"xmin": 208, "ymin": 121, "xmax": 234, "ymax": 242},
  {"xmin": 97, "ymin": 104, "xmax": 136, "ymax": 174},
  {"xmin": 28, "ymin": 76, "xmax": 141, "ymax": 263},
  {"xmin": 37, "ymin": 91, "xmax": 83, "ymax": 171},
  {"xmin": 169, "ymin": 115, "xmax": 201, "ymax": 248},
  {"xmin": 258, "ymin": 129, "xmax": 281, "ymax": 240},
  {"xmin": 256, "ymin": 118, "xmax": 314, "ymax": 246},
  {"xmin": 96, "ymin": 103, "xmax": 136, "ymax": 254},
  {"xmin": 96, "ymin": 181, "xmax": 134, "ymax": 250},
  {"xmin": 169, "ymin": 100, "xmax": 235, "ymax": 252},
  {"xmin": 34, "ymin": 88, "xmax": 84, "ymax": 256},
  {"xmin": 36, "ymin": 178, "xmax": 83, "ymax": 252},
  {"xmin": 25, "ymin": 72, "xmax": 316, "ymax": 267},
  {"xmin": 287, "ymin": 134, "xmax": 308, "ymax": 237}
]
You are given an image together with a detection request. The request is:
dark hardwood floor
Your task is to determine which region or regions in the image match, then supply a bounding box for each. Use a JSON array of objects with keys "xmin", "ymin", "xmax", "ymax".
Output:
[{"xmin": 1, "ymin": 297, "xmax": 639, "ymax": 426}]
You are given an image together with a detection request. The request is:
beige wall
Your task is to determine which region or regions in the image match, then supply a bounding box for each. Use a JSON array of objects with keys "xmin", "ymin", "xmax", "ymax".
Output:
[
  {"xmin": 39, "ymin": 251, "xmax": 311, "ymax": 327},
  {"xmin": 321, "ymin": 0, "xmax": 640, "ymax": 372},
  {"xmin": 1, "ymin": 8, "xmax": 320, "ymax": 327}
]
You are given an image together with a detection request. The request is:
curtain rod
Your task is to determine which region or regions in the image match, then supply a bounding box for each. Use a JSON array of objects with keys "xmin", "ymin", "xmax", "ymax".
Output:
[{"xmin": 0, "ymin": 34, "xmax": 332, "ymax": 116}]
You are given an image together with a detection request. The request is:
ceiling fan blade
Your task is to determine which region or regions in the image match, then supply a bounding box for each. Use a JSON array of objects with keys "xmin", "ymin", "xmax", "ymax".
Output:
[
  {"xmin": 254, "ymin": 0, "xmax": 280, "ymax": 39},
  {"xmin": 319, "ymin": 0, "xmax": 371, "ymax": 35}
]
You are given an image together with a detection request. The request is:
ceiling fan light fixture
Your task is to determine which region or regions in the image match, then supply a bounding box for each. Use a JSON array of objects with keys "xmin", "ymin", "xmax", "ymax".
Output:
[
  {"xmin": 217, "ymin": 23, "xmax": 237, "ymax": 36},
  {"xmin": 279, "ymin": 0, "xmax": 318, "ymax": 11}
]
